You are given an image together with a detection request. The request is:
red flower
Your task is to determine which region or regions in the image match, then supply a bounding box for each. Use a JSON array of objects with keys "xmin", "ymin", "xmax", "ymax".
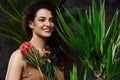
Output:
[
  {"xmin": 42, "ymin": 49, "xmax": 51, "ymax": 63},
  {"xmin": 47, "ymin": 59, "xmax": 51, "ymax": 63},
  {"xmin": 19, "ymin": 42, "xmax": 57, "ymax": 79},
  {"xmin": 20, "ymin": 42, "xmax": 33, "ymax": 55},
  {"xmin": 42, "ymin": 49, "xmax": 50, "ymax": 54},
  {"xmin": 19, "ymin": 41, "xmax": 41, "ymax": 67}
]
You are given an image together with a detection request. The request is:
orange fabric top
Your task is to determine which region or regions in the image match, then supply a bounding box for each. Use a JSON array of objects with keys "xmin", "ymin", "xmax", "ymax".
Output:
[{"xmin": 21, "ymin": 63, "xmax": 46, "ymax": 80}]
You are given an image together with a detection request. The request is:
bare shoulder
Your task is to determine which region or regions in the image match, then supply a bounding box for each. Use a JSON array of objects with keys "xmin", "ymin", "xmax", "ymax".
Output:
[
  {"xmin": 8, "ymin": 49, "xmax": 25, "ymax": 70},
  {"xmin": 11, "ymin": 49, "xmax": 23, "ymax": 59},
  {"xmin": 8, "ymin": 49, "xmax": 26, "ymax": 68},
  {"xmin": 5, "ymin": 49, "xmax": 26, "ymax": 80}
]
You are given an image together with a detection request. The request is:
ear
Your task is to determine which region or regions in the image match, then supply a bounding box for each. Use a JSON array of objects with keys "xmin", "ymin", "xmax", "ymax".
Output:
[{"xmin": 29, "ymin": 21, "xmax": 34, "ymax": 29}]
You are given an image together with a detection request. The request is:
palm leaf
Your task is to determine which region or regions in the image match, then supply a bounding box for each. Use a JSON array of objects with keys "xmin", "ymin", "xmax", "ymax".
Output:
[
  {"xmin": 0, "ymin": 21, "xmax": 28, "ymax": 43},
  {"xmin": 0, "ymin": 0, "xmax": 36, "ymax": 44},
  {"xmin": 56, "ymin": 0, "xmax": 120, "ymax": 79},
  {"xmin": 56, "ymin": 7, "xmax": 89, "ymax": 60},
  {"xmin": 0, "ymin": 1, "xmax": 21, "ymax": 22}
]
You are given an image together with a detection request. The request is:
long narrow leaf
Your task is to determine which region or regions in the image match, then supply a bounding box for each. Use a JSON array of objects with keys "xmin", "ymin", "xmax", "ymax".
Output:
[
  {"xmin": 0, "ymin": 1, "xmax": 21, "ymax": 22},
  {"xmin": 0, "ymin": 27, "xmax": 25, "ymax": 43},
  {"xmin": 104, "ymin": 10, "xmax": 119, "ymax": 54}
]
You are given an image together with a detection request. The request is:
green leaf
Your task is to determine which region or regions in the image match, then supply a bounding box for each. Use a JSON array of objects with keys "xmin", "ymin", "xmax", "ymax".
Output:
[
  {"xmin": 104, "ymin": 10, "xmax": 119, "ymax": 54},
  {"xmin": 70, "ymin": 64, "xmax": 78, "ymax": 80},
  {"xmin": 92, "ymin": 0, "xmax": 102, "ymax": 59},
  {"xmin": 0, "ymin": 21, "xmax": 28, "ymax": 43},
  {"xmin": 99, "ymin": 0, "xmax": 105, "ymax": 55},
  {"xmin": 0, "ymin": 1, "xmax": 21, "ymax": 22},
  {"xmin": 0, "ymin": 27, "xmax": 25, "ymax": 43},
  {"xmin": 52, "ymin": 0, "xmax": 66, "ymax": 6},
  {"xmin": 83, "ymin": 69, "xmax": 87, "ymax": 80},
  {"xmin": 92, "ymin": 0, "xmax": 101, "ymax": 41},
  {"xmin": 56, "ymin": 1, "xmax": 120, "ymax": 79},
  {"xmin": 106, "ymin": 43, "xmax": 112, "ymax": 78},
  {"xmin": 10, "ymin": 0, "xmax": 35, "ymax": 15},
  {"xmin": 64, "ymin": 7, "xmax": 85, "ymax": 37},
  {"xmin": 56, "ymin": 6, "xmax": 75, "ymax": 40}
]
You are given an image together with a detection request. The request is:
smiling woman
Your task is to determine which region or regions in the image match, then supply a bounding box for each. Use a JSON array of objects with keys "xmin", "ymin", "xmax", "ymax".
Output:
[
  {"xmin": 5, "ymin": 0, "xmax": 65, "ymax": 80},
  {"xmin": 29, "ymin": 9, "xmax": 55, "ymax": 38}
]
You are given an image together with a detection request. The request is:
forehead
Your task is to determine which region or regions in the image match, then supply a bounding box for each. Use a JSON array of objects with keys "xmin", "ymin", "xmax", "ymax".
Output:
[{"xmin": 35, "ymin": 9, "xmax": 53, "ymax": 18}]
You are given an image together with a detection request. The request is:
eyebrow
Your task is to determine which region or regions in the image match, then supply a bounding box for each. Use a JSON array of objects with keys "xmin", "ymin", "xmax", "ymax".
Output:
[
  {"xmin": 38, "ymin": 16, "xmax": 53, "ymax": 19},
  {"xmin": 38, "ymin": 16, "xmax": 46, "ymax": 19}
]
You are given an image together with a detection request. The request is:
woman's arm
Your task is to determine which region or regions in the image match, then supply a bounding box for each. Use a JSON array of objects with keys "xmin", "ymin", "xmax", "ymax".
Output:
[{"xmin": 5, "ymin": 50, "xmax": 25, "ymax": 80}]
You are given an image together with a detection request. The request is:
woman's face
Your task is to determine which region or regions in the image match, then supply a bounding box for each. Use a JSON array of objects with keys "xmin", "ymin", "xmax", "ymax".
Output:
[{"xmin": 29, "ymin": 9, "xmax": 54, "ymax": 38}]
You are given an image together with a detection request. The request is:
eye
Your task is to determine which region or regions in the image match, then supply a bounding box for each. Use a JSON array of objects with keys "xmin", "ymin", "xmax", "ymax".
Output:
[
  {"xmin": 49, "ymin": 18, "xmax": 54, "ymax": 22},
  {"xmin": 38, "ymin": 18, "xmax": 45, "ymax": 22}
]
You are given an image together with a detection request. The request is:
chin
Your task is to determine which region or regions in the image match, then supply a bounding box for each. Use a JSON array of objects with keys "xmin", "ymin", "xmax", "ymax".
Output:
[
  {"xmin": 39, "ymin": 32, "xmax": 53, "ymax": 38},
  {"xmin": 43, "ymin": 34, "xmax": 52, "ymax": 38}
]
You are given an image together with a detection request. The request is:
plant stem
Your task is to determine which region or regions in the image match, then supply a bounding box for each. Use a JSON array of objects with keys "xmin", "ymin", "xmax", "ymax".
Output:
[{"xmin": 37, "ymin": 66, "xmax": 43, "ymax": 80}]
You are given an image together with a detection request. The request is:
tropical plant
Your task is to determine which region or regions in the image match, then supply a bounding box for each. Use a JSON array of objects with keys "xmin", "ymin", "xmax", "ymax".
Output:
[
  {"xmin": 56, "ymin": 0, "xmax": 120, "ymax": 79},
  {"xmin": 0, "ymin": 0, "xmax": 66, "ymax": 44},
  {"xmin": 70, "ymin": 64, "xmax": 78, "ymax": 80},
  {"xmin": 0, "ymin": 0, "xmax": 34, "ymax": 43}
]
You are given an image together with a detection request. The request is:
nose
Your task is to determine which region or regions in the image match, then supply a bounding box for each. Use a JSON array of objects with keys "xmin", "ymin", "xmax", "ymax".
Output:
[{"xmin": 45, "ymin": 20, "xmax": 51, "ymax": 26}]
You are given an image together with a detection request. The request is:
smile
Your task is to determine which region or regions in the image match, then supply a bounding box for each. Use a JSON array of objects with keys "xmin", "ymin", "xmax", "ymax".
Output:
[{"xmin": 42, "ymin": 28, "xmax": 52, "ymax": 32}]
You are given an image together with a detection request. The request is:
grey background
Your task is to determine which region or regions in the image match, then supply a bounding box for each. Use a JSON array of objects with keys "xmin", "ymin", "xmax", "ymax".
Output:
[{"xmin": 0, "ymin": 0, "xmax": 120, "ymax": 80}]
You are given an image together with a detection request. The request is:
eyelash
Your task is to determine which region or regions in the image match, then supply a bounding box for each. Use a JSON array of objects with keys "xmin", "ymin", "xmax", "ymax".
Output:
[
  {"xmin": 38, "ymin": 18, "xmax": 54, "ymax": 22},
  {"xmin": 39, "ymin": 19, "xmax": 45, "ymax": 22},
  {"xmin": 49, "ymin": 18, "xmax": 54, "ymax": 22}
]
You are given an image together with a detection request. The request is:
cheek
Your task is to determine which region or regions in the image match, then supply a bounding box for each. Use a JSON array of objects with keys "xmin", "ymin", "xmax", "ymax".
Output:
[
  {"xmin": 52, "ymin": 25, "xmax": 55, "ymax": 29},
  {"xmin": 51, "ymin": 26, "xmax": 55, "ymax": 32},
  {"xmin": 51, "ymin": 23, "xmax": 55, "ymax": 28},
  {"xmin": 34, "ymin": 23, "xmax": 43, "ymax": 29}
]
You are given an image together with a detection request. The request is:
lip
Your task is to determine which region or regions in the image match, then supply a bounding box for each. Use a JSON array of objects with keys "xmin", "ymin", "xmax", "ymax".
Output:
[{"xmin": 42, "ymin": 28, "xmax": 52, "ymax": 32}]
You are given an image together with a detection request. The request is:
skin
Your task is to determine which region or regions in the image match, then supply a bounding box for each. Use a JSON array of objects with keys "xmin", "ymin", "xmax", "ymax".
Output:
[
  {"xmin": 29, "ymin": 9, "xmax": 55, "ymax": 53},
  {"xmin": 5, "ymin": 9, "xmax": 64, "ymax": 80}
]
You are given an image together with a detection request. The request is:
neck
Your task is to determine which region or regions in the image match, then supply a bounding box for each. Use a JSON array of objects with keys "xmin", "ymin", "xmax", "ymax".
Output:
[{"xmin": 30, "ymin": 33, "xmax": 47, "ymax": 52}]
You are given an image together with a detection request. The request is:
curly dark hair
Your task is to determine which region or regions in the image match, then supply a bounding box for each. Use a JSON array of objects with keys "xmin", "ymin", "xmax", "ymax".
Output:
[
  {"xmin": 22, "ymin": 0, "xmax": 68, "ymax": 71},
  {"xmin": 22, "ymin": 0, "xmax": 57, "ymax": 38}
]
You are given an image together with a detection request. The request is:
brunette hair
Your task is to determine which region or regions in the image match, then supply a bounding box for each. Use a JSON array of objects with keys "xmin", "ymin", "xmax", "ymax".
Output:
[
  {"xmin": 22, "ymin": 0, "xmax": 67, "ymax": 70},
  {"xmin": 22, "ymin": 0, "xmax": 56, "ymax": 38}
]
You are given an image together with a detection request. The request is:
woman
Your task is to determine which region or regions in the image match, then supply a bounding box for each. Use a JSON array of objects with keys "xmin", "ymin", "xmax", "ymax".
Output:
[{"xmin": 5, "ymin": 0, "xmax": 65, "ymax": 80}]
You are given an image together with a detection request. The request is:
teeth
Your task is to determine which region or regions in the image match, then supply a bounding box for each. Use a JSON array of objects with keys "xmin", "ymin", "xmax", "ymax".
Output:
[{"xmin": 43, "ymin": 28, "xmax": 51, "ymax": 32}]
